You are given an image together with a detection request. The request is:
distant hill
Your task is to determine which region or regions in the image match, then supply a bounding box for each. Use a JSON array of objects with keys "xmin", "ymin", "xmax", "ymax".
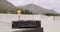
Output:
[
  {"xmin": 0, "ymin": 0, "xmax": 59, "ymax": 14},
  {"xmin": 18, "ymin": 4, "xmax": 58, "ymax": 14},
  {"xmin": 0, "ymin": 0, "xmax": 16, "ymax": 13}
]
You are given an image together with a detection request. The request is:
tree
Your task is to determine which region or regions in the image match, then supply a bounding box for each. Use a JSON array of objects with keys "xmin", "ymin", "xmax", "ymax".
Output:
[
  {"xmin": 23, "ymin": 9, "xmax": 32, "ymax": 14},
  {"xmin": 43, "ymin": 13, "xmax": 60, "ymax": 16},
  {"xmin": 11, "ymin": 8, "xmax": 32, "ymax": 14}
]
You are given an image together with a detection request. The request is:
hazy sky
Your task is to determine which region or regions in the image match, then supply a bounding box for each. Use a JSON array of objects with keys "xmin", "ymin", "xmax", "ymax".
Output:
[{"xmin": 7, "ymin": 0, "xmax": 60, "ymax": 13}]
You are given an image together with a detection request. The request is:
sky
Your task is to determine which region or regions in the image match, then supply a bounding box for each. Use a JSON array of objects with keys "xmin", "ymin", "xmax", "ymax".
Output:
[{"xmin": 7, "ymin": 0, "xmax": 60, "ymax": 13}]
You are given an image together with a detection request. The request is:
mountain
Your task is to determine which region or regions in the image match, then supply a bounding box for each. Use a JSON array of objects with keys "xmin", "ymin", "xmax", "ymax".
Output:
[
  {"xmin": 0, "ymin": 0, "xmax": 16, "ymax": 12},
  {"xmin": 18, "ymin": 4, "xmax": 58, "ymax": 14}
]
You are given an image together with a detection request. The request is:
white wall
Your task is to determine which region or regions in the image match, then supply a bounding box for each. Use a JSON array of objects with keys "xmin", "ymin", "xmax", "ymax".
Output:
[
  {"xmin": 0, "ymin": 14, "xmax": 60, "ymax": 22},
  {"xmin": 0, "ymin": 14, "xmax": 60, "ymax": 32}
]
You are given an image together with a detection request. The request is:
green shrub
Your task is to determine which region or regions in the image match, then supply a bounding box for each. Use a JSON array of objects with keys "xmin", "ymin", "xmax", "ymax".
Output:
[{"xmin": 43, "ymin": 13, "xmax": 60, "ymax": 16}]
